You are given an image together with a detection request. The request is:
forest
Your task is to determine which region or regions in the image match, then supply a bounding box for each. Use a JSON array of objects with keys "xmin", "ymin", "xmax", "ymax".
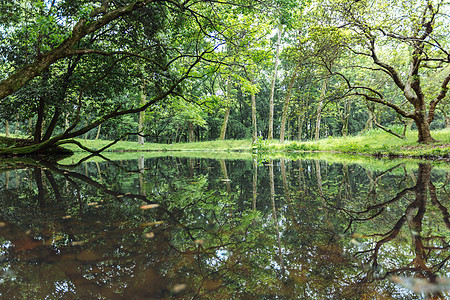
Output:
[{"xmin": 1, "ymin": 0, "xmax": 449, "ymax": 155}]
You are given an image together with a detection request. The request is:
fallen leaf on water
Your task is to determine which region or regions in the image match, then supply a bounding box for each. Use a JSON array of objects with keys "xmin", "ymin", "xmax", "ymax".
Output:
[
  {"xmin": 140, "ymin": 204, "xmax": 159, "ymax": 210},
  {"xmin": 350, "ymin": 239, "xmax": 360, "ymax": 245},
  {"xmin": 140, "ymin": 221, "xmax": 164, "ymax": 227},
  {"xmin": 71, "ymin": 241, "xmax": 85, "ymax": 246},
  {"xmin": 172, "ymin": 283, "xmax": 187, "ymax": 293},
  {"xmin": 144, "ymin": 232, "xmax": 155, "ymax": 239}
]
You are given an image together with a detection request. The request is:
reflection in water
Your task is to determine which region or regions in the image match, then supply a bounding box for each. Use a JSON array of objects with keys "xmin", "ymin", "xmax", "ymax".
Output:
[{"xmin": 0, "ymin": 157, "xmax": 448, "ymax": 299}]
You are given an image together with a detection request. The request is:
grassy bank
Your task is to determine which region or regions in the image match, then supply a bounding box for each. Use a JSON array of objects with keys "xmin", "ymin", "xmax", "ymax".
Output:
[
  {"xmin": 63, "ymin": 138, "xmax": 252, "ymax": 152},
  {"xmin": 1, "ymin": 128, "xmax": 449, "ymax": 160},
  {"xmin": 257, "ymin": 128, "xmax": 449, "ymax": 160}
]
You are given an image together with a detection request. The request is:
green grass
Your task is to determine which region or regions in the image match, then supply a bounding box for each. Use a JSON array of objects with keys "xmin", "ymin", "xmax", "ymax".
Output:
[
  {"xmin": 63, "ymin": 138, "xmax": 252, "ymax": 152},
  {"xmin": 1, "ymin": 128, "xmax": 449, "ymax": 161},
  {"xmin": 257, "ymin": 128, "xmax": 450, "ymax": 160}
]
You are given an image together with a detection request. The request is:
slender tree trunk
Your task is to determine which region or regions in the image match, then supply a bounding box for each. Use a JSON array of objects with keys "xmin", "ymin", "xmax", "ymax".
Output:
[
  {"xmin": 64, "ymin": 113, "xmax": 70, "ymax": 131},
  {"xmin": 279, "ymin": 69, "xmax": 298, "ymax": 143},
  {"xmin": 188, "ymin": 121, "xmax": 195, "ymax": 142},
  {"xmin": 42, "ymin": 108, "xmax": 61, "ymax": 141},
  {"xmin": 95, "ymin": 123, "xmax": 101, "ymax": 140},
  {"xmin": 34, "ymin": 97, "xmax": 45, "ymax": 143},
  {"xmin": 268, "ymin": 29, "xmax": 282, "ymax": 140},
  {"xmin": 5, "ymin": 120, "xmax": 9, "ymax": 137},
  {"xmin": 220, "ymin": 106, "xmax": 230, "ymax": 140},
  {"xmin": 138, "ymin": 80, "xmax": 147, "ymax": 146},
  {"xmin": 315, "ymin": 78, "xmax": 328, "ymax": 140},
  {"xmin": 178, "ymin": 130, "xmax": 184, "ymax": 143},
  {"xmin": 363, "ymin": 102, "xmax": 375, "ymax": 133},
  {"xmin": 220, "ymin": 78, "xmax": 232, "ymax": 140},
  {"xmin": 174, "ymin": 126, "xmax": 179, "ymax": 144},
  {"xmin": 251, "ymin": 78, "xmax": 257, "ymax": 144},
  {"xmin": 337, "ymin": 99, "xmax": 351, "ymax": 137},
  {"xmin": 297, "ymin": 115, "xmax": 304, "ymax": 141},
  {"xmin": 15, "ymin": 114, "xmax": 20, "ymax": 135}
]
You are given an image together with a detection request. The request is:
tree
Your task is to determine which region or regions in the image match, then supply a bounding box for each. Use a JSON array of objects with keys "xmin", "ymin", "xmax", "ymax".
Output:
[
  {"xmin": 0, "ymin": 0, "xmax": 259, "ymax": 155},
  {"xmin": 322, "ymin": 0, "xmax": 450, "ymax": 143},
  {"xmin": 268, "ymin": 29, "xmax": 282, "ymax": 140}
]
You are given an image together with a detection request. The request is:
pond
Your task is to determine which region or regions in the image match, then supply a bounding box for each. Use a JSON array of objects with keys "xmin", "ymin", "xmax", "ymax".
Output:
[{"xmin": 0, "ymin": 154, "xmax": 449, "ymax": 299}]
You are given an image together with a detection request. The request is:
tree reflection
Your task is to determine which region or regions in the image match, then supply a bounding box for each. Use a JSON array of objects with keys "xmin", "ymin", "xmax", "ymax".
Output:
[
  {"xmin": 343, "ymin": 164, "xmax": 449, "ymax": 299},
  {"xmin": 0, "ymin": 157, "xmax": 448, "ymax": 299}
]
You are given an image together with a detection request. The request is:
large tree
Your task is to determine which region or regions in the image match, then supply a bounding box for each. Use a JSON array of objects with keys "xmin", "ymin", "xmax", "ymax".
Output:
[
  {"xmin": 321, "ymin": 0, "xmax": 450, "ymax": 143},
  {"xmin": 0, "ymin": 0, "xmax": 256, "ymax": 155}
]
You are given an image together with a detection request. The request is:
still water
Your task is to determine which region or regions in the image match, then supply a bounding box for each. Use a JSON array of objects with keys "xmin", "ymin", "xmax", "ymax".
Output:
[{"xmin": 0, "ymin": 155, "xmax": 448, "ymax": 299}]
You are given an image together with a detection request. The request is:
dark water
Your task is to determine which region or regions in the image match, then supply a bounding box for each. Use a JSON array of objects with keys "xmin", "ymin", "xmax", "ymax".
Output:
[{"xmin": 0, "ymin": 156, "xmax": 449, "ymax": 299}]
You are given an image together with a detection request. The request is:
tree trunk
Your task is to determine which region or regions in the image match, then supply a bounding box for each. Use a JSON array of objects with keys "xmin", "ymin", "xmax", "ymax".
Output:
[
  {"xmin": 363, "ymin": 102, "xmax": 375, "ymax": 133},
  {"xmin": 95, "ymin": 123, "xmax": 101, "ymax": 140},
  {"xmin": 337, "ymin": 98, "xmax": 351, "ymax": 137},
  {"xmin": 314, "ymin": 78, "xmax": 328, "ymax": 140},
  {"xmin": 268, "ymin": 29, "xmax": 282, "ymax": 140},
  {"xmin": 220, "ymin": 78, "xmax": 232, "ymax": 140},
  {"xmin": 34, "ymin": 97, "xmax": 45, "ymax": 143},
  {"xmin": 138, "ymin": 80, "xmax": 147, "ymax": 146},
  {"xmin": 416, "ymin": 116, "xmax": 434, "ymax": 143},
  {"xmin": 5, "ymin": 120, "xmax": 9, "ymax": 137},
  {"xmin": 42, "ymin": 108, "xmax": 61, "ymax": 141},
  {"xmin": 188, "ymin": 121, "xmax": 195, "ymax": 143},
  {"xmin": 297, "ymin": 115, "xmax": 304, "ymax": 141},
  {"xmin": 279, "ymin": 69, "xmax": 298, "ymax": 143},
  {"xmin": 15, "ymin": 114, "xmax": 20, "ymax": 135},
  {"xmin": 251, "ymin": 78, "xmax": 257, "ymax": 144}
]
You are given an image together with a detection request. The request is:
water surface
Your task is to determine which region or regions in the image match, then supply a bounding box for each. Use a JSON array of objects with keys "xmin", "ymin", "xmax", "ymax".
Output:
[{"xmin": 0, "ymin": 155, "xmax": 448, "ymax": 299}]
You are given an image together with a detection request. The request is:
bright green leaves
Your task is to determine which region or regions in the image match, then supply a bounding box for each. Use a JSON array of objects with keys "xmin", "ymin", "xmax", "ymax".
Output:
[{"xmin": 77, "ymin": 3, "xmax": 96, "ymax": 20}]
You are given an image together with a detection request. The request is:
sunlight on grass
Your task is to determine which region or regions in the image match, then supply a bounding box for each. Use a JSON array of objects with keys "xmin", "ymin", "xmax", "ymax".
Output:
[
  {"xmin": 8, "ymin": 128, "xmax": 447, "ymax": 161},
  {"xmin": 260, "ymin": 128, "xmax": 449, "ymax": 159}
]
